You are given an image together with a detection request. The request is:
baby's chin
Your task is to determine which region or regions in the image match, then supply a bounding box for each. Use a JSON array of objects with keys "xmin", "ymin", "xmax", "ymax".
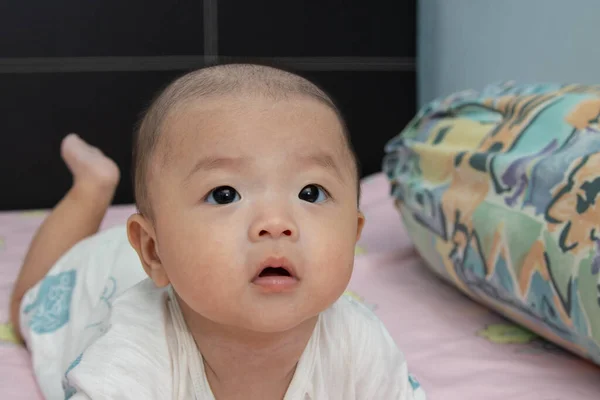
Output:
[
  {"xmin": 235, "ymin": 292, "xmax": 346, "ymax": 333},
  {"xmin": 195, "ymin": 301, "xmax": 325, "ymax": 335},
  {"xmin": 180, "ymin": 282, "xmax": 348, "ymax": 334},
  {"xmin": 239, "ymin": 312, "xmax": 320, "ymax": 335}
]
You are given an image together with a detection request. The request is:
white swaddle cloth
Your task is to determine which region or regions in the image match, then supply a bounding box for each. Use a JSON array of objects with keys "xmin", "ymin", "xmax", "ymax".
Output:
[
  {"xmin": 19, "ymin": 226, "xmax": 148, "ymax": 399},
  {"xmin": 166, "ymin": 286, "xmax": 426, "ymax": 400},
  {"xmin": 20, "ymin": 225, "xmax": 426, "ymax": 399},
  {"xmin": 165, "ymin": 285, "xmax": 213, "ymax": 399}
]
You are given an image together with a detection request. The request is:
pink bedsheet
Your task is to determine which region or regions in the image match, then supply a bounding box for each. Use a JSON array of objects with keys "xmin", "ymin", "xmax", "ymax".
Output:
[{"xmin": 1, "ymin": 173, "xmax": 599, "ymax": 399}]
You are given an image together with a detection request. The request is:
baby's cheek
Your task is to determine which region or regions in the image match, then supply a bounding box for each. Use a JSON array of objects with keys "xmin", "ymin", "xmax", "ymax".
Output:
[
  {"xmin": 171, "ymin": 237, "xmax": 241, "ymax": 291},
  {"xmin": 167, "ymin": 257, "xmax": 223, "ymax": 313},
  {"xmin": 312, "ymin": 237, "xmax": 354, "ymax": 276},
  {"xmin": 308, "ymin": 243, "xmax": 353, "ymax": 311},
  {"xmin": 320, "ymin": 222, "xmax": 357, "ymax": 257}
]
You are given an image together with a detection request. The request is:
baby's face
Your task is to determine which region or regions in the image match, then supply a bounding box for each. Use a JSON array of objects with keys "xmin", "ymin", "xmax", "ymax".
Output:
[{"xmin": 148, "ymin": 94, "xmax": 363, "ymax": 333}]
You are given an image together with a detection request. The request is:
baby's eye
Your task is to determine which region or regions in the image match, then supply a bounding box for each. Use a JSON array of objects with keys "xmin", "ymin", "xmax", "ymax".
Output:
[
  {"xmin": 298, "ymin": 184, "xmax": 329, "ymax": 203},
  {"xmin": 205, "ymin": 186, "xmax": 241, "ymax": 205}
]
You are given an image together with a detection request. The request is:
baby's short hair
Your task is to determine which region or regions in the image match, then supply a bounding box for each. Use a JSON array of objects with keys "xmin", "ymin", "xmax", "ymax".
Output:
[{"xmin": 132, "ymin": 63, "xmax": 359, "ymax": 217}]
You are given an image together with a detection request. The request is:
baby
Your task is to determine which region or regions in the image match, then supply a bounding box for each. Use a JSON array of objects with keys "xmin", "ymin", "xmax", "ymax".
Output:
[{"xmin": 10, "ymin": 64, "xmax": 426, "ymax": 399}]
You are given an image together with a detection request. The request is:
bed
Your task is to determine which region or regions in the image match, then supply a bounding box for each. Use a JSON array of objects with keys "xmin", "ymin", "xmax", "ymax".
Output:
[{"xmin": 1, "ymin": 173, "xmax": 599, "ymax": 398}]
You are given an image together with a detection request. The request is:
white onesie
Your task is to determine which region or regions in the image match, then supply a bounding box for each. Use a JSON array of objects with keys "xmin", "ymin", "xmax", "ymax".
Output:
[{"xmin": 19, "ymin": 226, "xmax": 426, "ymax": 399}]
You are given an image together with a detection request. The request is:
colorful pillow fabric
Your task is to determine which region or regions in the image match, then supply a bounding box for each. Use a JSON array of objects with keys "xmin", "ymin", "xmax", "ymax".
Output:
[{"xmin": 383, "ymin": 82, "xmax": 600, "ymax": 365}]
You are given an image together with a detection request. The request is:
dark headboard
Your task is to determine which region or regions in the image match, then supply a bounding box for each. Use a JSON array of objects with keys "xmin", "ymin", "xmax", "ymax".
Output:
[{"xmin": 1, "ymin": 1, "xmax": 416, "ymax": 210}]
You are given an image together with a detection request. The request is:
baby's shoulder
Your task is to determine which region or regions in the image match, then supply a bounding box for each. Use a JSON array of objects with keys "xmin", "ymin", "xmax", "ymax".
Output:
[
  {"xmin": 64, "ymin": 280, "xmax": 173, "ymax": 398},
  {"xmin": 317, "ymin": 293, "xmax": 402, "ymax": 362},
  {"xmin": 321, "ymin": 293, "xmax": 388, "ymax": 338},
  {"xmin": 312, "ymin": 294, "xmax": 420, "ymax": 399}
]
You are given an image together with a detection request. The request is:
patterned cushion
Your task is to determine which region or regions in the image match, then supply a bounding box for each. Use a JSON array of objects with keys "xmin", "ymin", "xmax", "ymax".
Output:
[{"xmin": 383, "ymin": 82, "xmax": 600, "ymax": 365}]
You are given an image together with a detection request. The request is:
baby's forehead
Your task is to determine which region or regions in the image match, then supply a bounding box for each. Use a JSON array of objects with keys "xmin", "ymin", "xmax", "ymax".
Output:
[
  {"xmin": 147, "ymin": 97, "xmax": 358, "ymax": 196},
  {"xmin": 156, "ymin": 94, "xmax": 348, "ymax": 161}
]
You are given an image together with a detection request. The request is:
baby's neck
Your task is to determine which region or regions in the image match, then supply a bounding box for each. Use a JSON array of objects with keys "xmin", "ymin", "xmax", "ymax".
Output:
[{"xmin": 181, "ymin": 304, "xmax": 318, "ymax": 399}]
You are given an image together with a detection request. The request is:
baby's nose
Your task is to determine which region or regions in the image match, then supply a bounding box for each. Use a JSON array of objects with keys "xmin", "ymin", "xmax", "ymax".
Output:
[{"xmin": 249, "ymin": 216, "xmax": 299, "ymax": 242}]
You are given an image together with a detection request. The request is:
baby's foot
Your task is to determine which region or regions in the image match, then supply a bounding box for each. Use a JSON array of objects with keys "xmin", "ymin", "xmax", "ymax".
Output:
[{"xmin": 61, "ymin": 134, "xmax": 120, "ymax": 193}]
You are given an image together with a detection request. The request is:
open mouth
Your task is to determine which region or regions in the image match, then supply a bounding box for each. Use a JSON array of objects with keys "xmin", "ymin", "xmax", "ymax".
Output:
[
  {"xmin": 252, "ymin": 258, "xmax": 299, "ymax": 292},
  {"xmin": 258, "ymin": 266, "xmax": 292, "ymax": 278}
]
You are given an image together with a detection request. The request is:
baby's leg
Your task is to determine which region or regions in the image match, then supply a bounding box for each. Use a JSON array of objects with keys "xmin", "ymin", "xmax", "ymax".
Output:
[{"xmin": 10, "ymin": 134, "xmax": 120, "ymax": 339}]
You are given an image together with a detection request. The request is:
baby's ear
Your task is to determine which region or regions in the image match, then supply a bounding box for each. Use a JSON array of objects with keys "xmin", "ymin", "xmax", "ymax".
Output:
[
  {"xmin": 127, "ymin": 213, "xmax": 170, "ymax": 288},
  {"xmin": 356, "ymin": 210, "xmax": 365, "ymax": 242}
]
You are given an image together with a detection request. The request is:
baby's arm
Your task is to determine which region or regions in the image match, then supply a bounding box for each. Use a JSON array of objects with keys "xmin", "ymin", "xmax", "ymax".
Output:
[
  {"xmin": 63, "ymin": 348, "xmax": 172, "ymax": 400},
  {"xmin": 61, "ymin": 297, "xmax": 173, "ymax": 400},
  {"xmin": 354, "ymin": 315, "xmax": 426, "ymax": 399}
]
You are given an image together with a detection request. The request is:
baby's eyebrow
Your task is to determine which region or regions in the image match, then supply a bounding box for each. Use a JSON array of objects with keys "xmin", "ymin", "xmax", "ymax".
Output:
[
  {"xmin": 185, "ymin": 155, "xmax": 247, "ymax": 182},
  {"xmin": 184, "ymin": 152, "xmax": 345, "ymax": 184},
  {"xmin": 298, "ymin": 152, "xmax": 344, "ymax": 181}
]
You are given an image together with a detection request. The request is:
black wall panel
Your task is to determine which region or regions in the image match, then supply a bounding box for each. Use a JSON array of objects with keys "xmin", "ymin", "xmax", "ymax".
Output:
[
  {"xmin": 0, "ymin": 1, "xmax": 204, "ymax": 56},
  {"xmin": 1, "ymin": 71, "xmax": 187, "ymax": 210},
  {"xmin": 219, "ymin": 1, "xmax": 415, "ymax": 57},
  {"xmin": 1, "ymin": 1, "xmax": 416, "ymax": 210}
]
